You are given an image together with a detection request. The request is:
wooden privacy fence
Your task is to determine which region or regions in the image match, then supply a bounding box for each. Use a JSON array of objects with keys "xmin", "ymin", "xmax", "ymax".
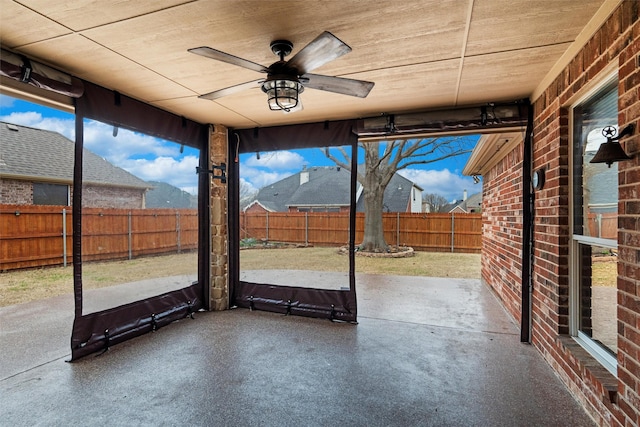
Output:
[
  {"xmin": 0, "ymin": 204, "xmax": 197, "ymax": 271},
  {"xmin": 241, "ymin": 212, "xmax": 482, "ymax": 253},
  {"xmin": 1, "ymin": 206, "xmax": 482, "ymax": 271},
  {"xmin": 587, "ymin": 212, "xmax": 617, "ymax": 240}
]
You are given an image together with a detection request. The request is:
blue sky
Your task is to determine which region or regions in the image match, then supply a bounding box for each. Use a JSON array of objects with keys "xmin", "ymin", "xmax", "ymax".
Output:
[
  {"xmin": 239, "ymin": 136, "xmax": 481, "ymax": 202},
  {"xmin": 1, "ymin": 94, "xmax": 481, "ymax": 201},
  {"xmin": 0, "ymin": 94, "xmax": 200, "ymax": 195}
]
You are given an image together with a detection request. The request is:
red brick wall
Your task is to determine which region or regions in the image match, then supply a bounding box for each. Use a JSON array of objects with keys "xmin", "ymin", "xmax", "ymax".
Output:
[
  {"xmin": 0, "ymin": 179, "xmax": 145, "ymax": 209},
  {"xmin": 482, "ymin": 3, "xmax": 640, "ymax": 426},
  {"xmin": 481, "ymin": 146, "xmax": 523, "ymax": 322},
  {"xmin": 244, "ymin": 202, "xmax": 268, "ymax": 213},
  {"xmin": 0, "ymin": 178, "xmax": 32, "ymax": 204},
  {"xmin": 82, "ymin": 184, "xmax": 145, "ymax": 209},
  {"xmin": 616, "ymin": 2, "xmax": 640, "ymax": 423}
]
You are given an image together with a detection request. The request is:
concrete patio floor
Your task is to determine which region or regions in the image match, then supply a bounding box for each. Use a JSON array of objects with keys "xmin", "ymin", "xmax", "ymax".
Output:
[{"xmin": 0, "ymin": 273, "xmax": 593, "ymax": 426}]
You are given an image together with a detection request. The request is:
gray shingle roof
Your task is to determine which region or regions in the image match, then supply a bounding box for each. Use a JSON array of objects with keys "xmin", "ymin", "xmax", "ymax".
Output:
[
  {"xmin": 445, "ymin": 191, "xmax": 482, "ymax": 213},
  {"xmin": 250, "ymin": 166, "xmax": 419, "ymax": 213},
  {"xmin": 369, "ymin": 173, "xmax": 416, "ymax": 213},
  {"xmin": 288, "ymin": 167, "xmax": 352, "ymax": 207},
  {"xmin": 0, "ymin": 122, "xmax": 149, "ymax": 189}
]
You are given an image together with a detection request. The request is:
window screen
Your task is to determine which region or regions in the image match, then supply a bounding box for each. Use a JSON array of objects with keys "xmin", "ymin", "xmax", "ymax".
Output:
[{"xmin": 33, "ymin": 182, "xmax": 69, "ymax": 205}]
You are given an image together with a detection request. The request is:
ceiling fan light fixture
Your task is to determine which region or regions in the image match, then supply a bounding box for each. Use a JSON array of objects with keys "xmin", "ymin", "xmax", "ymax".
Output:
[{"xmin": 262, "ymin": 77, "xmax": 304, "ymax": 112}]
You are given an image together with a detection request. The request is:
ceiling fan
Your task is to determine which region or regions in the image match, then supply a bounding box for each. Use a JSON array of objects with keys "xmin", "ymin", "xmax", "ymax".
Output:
[{"xmin": 188, "ymin": 31, "xmax": 374, "ymax": 113}]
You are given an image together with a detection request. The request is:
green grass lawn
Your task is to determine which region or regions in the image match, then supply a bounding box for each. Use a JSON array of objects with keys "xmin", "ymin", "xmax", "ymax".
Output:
[{"xmin": 2, "ymin": 248, "xmax": 481, "ymax": 307}]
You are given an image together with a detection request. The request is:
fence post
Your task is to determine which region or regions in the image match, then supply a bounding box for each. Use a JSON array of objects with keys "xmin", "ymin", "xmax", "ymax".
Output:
[
  {"xmin": 176, "ymin": 210, "xmax": 181, "ymax": 253},
  {"xmin": 396, "ymin": 212, "xmax": 400, "ymax": 247},
  {"xmin": 128, "ymin": 211, "xmax": 133, "ymax": 260},
  {"xmin": 62, "ymin": 208, "xmax": 67, "ymax": 267},
  {"xmin": 240, "ymin": 211, "xmax": 244, "ymax": 240},
  {"xmin": 266, "ymin": 211, "xmax": 269, "ymax": 242},
  {"xmin": 305, "ymin": 212, "xmax": 308, "ymax": 246},
  {"xmin": 451, "ymin": 213, "xmax": 455, "ymax": 253}
]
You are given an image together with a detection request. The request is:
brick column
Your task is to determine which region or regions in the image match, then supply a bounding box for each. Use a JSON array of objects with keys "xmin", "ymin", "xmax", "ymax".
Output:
[{"xmin": 209, "ymin": 124, "xmax": 228, "ymax": 310}]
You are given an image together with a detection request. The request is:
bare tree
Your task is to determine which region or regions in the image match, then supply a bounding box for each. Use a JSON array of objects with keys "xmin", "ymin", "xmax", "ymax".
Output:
[
  {"xmin": 239, "ymin": 178, "xmax": 258, "ymax": 210},
  {"xmin": 423, "ymin": 193, "xmax": 449, "ymax": 213},
  {"xmin": 325, "ymin": 137, "xmax": 472, "ymax": 252}
]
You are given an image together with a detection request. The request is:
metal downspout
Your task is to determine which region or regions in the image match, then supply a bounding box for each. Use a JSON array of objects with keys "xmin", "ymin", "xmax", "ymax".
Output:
[
  {"xmin": 349, "ymin": 138, "xmax": 358, "ymax": 318},
  {"xmin": 227, "ymin": 130, "xmax": 240, "ymax": 307},
  {"xmin": 198, "ymin": 128, "xmax": 212, "ymax": 310},
  {"xmin": 521, "ymin": 101, "xmax": 534, "ymax": 343}
]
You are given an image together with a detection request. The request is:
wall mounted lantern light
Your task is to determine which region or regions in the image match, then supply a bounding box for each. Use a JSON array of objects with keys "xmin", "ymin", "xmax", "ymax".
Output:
[{"xmin": 590, "ymin": 124, "xmax": 635, "ymax": 167}]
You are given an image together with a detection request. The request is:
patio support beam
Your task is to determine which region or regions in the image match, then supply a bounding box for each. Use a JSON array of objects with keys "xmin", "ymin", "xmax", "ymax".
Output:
[
  {"xmin": 72, "ymin": 111, "xmax": 84, "ymax": 319},
  {"xmin": 209, "ymin": 124, "xmax": 229, "ymax": 311}
]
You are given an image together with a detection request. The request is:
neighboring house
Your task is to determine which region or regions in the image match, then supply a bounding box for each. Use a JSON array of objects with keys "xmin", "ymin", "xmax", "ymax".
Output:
[
  {"xmin": 145, "ymin": 180, "xmax": 197, "ymax": 208},
  {"xmin": 244, "ymin": 165, "xmax": 423, "ymax": 213},
  {"xmin": 444, "ymin": 190, "xmax": 482, "ymax": 213},
  {"xmin": 0, "ymin": 121, "xmax": 150, "ymax": 208}
]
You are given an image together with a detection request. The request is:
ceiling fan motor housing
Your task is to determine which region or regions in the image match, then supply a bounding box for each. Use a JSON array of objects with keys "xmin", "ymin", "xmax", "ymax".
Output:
[{"xmin": 270, "ymin": 40, "xmax": 293, "ymax": 60}]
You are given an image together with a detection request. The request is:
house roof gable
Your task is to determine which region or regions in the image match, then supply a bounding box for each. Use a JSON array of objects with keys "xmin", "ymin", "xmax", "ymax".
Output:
[
  {"xmin": 446, "ymin": 191, "xmax": 482, "ymax": 213},
  {"xmin": 1, "ymin": 122, "xmax": 150, "ymax": 189},
  {"xmin": 252, "ymin": 166, "xmax": 420, "ymax": 212}
]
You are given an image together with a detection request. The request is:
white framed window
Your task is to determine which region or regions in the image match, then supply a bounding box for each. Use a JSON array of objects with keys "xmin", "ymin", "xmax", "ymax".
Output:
[{"xmin": 569, "ymin": 76, "xmax": 618, "ymax": 375}]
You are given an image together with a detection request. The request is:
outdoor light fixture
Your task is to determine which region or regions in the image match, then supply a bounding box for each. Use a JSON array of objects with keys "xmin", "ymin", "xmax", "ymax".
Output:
[
  {"xmin": 590, "ymin": 124, "xmax": 635, "ymax": 167},
  {"xmin": 261, "ymin": 76, "xmax": 304, "ymax": 112}
]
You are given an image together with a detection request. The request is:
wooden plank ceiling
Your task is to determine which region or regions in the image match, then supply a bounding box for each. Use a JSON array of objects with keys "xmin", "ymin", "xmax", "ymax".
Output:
[{"xmin": 1, "ymin": 0, "xmax": 612, "ymax": 129}]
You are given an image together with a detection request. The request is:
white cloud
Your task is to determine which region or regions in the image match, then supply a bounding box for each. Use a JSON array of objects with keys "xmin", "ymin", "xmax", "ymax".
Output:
[
  {"xmin": 0, "ymin": 113, "xmax": 181, "ymax": 167},
  {"xmin": 239, "ymin": 177, "xmax": 258, "ymax": 197},
  {"xmin": 244, "ymin": 150, "xmax": 304, "ymax": 169},
  {"xmin": 1, "ymin": 109, "xmax": 200, "ymax": 194},
  {"xmin": 240, "ymin": 150, "xmax": 305, "ymax": 190},
  {"xmin": 0, "ymin": 94, "xmax": 16, "ymax": 109},
  {"xmin": 83, "ymin": 120, "xmax": 177, "ymax": 165},
  {"xmin": 131, "ymin": 156, "xmax": 199, "ymax": 194},
  {"xmin": 241, "ymin": 165, "xmax": 292, "ymax": 189},
  {"xmin": 119, "ymin": 155, "xmax": 199, "ymax": 194},
  {"xmin": 0, "ymin": 111, "xmax": 75, "ymax": 139},
  {"xmin": 399, "ymin": 168, "xmax": 479, "ymax": 202}
]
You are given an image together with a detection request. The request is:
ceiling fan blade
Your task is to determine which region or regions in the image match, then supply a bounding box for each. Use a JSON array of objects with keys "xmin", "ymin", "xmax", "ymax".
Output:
[
  {"xmin": 198, "ymin": 79, "xmax": 265, "ymax": 100},
  {"xmin": 302, "ymin": 74, "xmax": 374, "ymax": 98},
  {"xmin": 286, "ymin": 31, "xmax": 351, "ymax": 75},
  {"xmin": 188, "ymin": 47, "xmax": 269, "ymax": 74}
]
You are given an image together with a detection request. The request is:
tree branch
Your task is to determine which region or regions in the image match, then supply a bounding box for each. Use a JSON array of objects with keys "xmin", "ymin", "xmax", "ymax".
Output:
[
  {"xmin": 323, "ymin": 146, "xmax": 364, "ymax": 183},
  {"xmin": 397, "ymin": 149, "xmax": 473, "ymax": 170}
]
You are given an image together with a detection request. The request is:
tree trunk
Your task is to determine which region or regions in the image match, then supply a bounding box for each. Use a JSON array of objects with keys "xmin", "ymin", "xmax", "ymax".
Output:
[
  {"xmin": 359, "ymin": 145, "xmax": 390, "ymax": 252},
  {"xmin": 360, "ymin": 182, "xmax": 388, "ymax": 251}
]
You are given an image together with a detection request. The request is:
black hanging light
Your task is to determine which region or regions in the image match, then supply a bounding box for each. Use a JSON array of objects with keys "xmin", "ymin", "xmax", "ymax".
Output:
[
  {"xmin": 590, "ymin": 124, "xmax": 635, "ymax": 167},
  {"xmin": 262, "ymin": 75, "xmax": 304, "ymax": 112},
  {"xmin": 260, "ymin": 40, "xmax": 305, "ymax": 113}
]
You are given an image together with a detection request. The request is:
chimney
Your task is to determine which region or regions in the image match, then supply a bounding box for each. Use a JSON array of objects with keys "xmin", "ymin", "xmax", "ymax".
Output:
[
  {"xmin": 300, "ymin": 165, "xmax": 309, "ymax": 185},
  {"xmin": 463, "ymin": 189, "xmax": 467, "ymax": 201}
]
